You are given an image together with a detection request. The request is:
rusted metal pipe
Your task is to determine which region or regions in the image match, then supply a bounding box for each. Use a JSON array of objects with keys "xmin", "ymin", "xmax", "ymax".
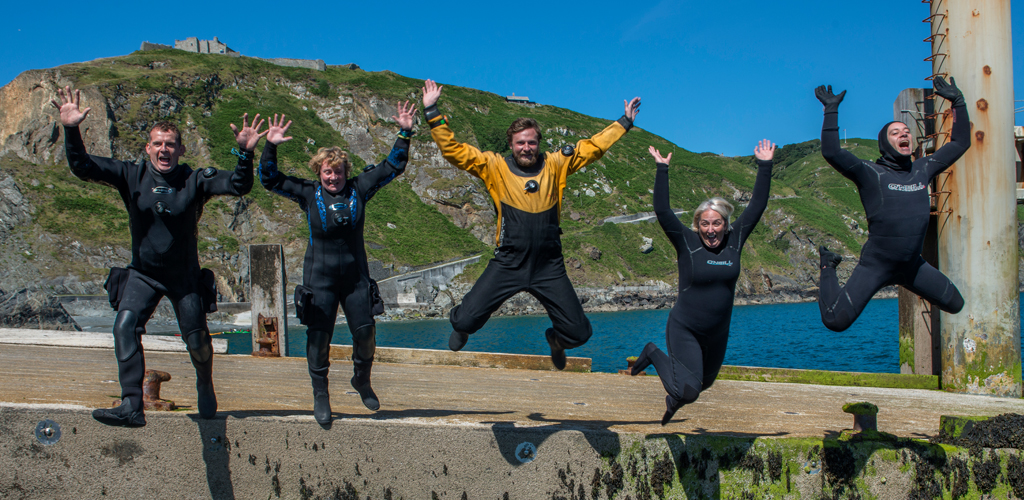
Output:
[{"xmin": 931, "ymin": 0, "xmax": 1021, "ymax": 397}]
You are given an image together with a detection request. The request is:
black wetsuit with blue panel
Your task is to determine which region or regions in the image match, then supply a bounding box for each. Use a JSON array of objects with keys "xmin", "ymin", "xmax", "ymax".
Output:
[{"xmin": 258, "ymin": 136, "xmax": 408, "ymax": 413}]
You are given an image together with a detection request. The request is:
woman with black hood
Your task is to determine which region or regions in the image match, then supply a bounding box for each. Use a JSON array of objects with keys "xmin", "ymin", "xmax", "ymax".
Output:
[{"xmin": 814, "ymin": 77, "xmax": 969, "ymax": 332}]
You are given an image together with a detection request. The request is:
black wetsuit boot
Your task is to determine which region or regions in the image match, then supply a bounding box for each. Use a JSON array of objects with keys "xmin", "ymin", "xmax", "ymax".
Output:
[
  {"xmin": 306, "ymin": 329, "xmax": 333, "ymax": 425},
  {"xmin": 351, "ymin": 324, "xmax": 379, "ymax": 411},
  {"xmin": 184, "ymin": 328, "xmax": 217, "ymax": 419},
  {"xmin": 545, "ymin": 328, "xmax": 567, "ymax": 370},
  {"xmin": 93, "ymin": 310, "xmax": 147, "ymax": 427}
]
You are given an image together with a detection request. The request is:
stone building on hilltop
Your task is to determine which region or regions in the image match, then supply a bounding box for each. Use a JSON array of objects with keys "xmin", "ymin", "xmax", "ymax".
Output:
[{"xmin": 174, "ymin": 36, "xmax": 239, "ymax": 56}]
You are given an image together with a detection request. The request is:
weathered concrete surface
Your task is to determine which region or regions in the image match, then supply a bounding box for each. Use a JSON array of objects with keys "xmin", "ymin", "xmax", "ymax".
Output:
[
  {"xmin": 0, "ymin": 328, "xmax": 228, "ymax": 353},
  {"xmin": 2, "ymin": 344, "xmax": 1024, "ymax": 499}
]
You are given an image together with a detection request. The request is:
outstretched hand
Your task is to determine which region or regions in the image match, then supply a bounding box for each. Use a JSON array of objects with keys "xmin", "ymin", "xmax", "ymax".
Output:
[
  {"xmin": 815, "ymin": 85, "xmax": 846, "ymax": 113},
  {"xmin": 50, "ymin": 86, "xmax": 91, "ymax": 127},
  {"xmin": 754, "ymin": 139, "xmax": 776, "ymax": 161},
  {"xmin": 393, "ymin": 100, "xmax": 417, "ymax": 130},
  {"xmin": 625, "ymin": 97, "xmax": 641, "ymax": 122},
  {"xmin": 649, "ymin": 146, "xmax": 671, "ymax": 165},
  {"xmin": 266, "ymin": 114, "xmax": 293, "ymax": 145},
  {"xmin": 229, "ymin": 113, "xmax": 268, "ymax": 151},
  {"xmin": 422, "ymin": 79, "xmax": 443, "ymax": 108},
  {"xmin": 932, "ymin": 76, "xmax": 965, "ymax": 107}
]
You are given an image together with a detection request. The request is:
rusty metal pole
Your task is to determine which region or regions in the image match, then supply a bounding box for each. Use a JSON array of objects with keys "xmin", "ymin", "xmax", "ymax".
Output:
[
  {"xmin": 249, "ymin": 244, "xmax": 289, "ymax": 357},
  {"xmin": 894, "ymin": 88, "xmax": 941, "ymax": 376},
  {"xmin": 930, "ymin": 0, "xmax": 1020, "ymax": 396}
]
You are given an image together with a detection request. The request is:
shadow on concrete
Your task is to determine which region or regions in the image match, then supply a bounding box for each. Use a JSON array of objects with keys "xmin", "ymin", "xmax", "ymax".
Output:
[
  {"xmin": 191, "ymin": 415, "xmax": 236, "ymax": 500},
  {"xmin": 484, "ymin": 412, "xmax": 664, "ymax": 466}
]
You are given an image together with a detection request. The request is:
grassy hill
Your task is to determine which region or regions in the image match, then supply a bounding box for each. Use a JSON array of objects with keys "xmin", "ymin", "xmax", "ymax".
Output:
[{"xmin": 0, "ymin": 49, "xmax": 883, "ymax": 299}]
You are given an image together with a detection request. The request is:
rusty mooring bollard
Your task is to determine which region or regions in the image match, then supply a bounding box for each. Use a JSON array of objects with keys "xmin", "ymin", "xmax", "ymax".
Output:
[
  {"xmin": 842, "ymin": 402, "xmax": 878, "ymax": 432},
  {"xmin": 253, "ymin": 313, "xmax": 280, "ymax": 357},
  {"xmin": 114, "ymin": 369, "xmax": 175, "ymax": 411},
  {"xmin": 620, "ymin": 356, "xmax": 645, "ymax": 375}
]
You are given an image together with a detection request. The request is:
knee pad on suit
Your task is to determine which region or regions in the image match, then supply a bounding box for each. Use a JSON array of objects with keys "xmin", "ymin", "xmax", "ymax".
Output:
[
  {"xmin": 113, "ymin": 310, "xmax": 140, "ymax": 363},
  {"xmin": 183, "ymin": 328, "xmax": 213, "ymax": 363}
]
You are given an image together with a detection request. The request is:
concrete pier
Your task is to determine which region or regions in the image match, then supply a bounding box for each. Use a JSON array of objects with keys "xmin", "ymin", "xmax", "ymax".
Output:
[{"xmin": 2, "ymin": 341, "xmax": 1024, "ymax": 499}]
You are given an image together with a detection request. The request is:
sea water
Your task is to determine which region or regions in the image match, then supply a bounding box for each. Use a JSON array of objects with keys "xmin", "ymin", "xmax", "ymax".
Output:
[{"xmin": 219, "ymin": 296, "xmax": 1022, "ymax": 375}]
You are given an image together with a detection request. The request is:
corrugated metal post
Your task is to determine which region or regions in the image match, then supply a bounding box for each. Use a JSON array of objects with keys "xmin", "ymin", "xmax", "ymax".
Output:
[
  {"xmin": 249, "ymin": 244, "xmax": 289, "ymax": 357},
  {"xmin": 930, "ymin": 0, "xmax": 1020, "ymax": 396}
]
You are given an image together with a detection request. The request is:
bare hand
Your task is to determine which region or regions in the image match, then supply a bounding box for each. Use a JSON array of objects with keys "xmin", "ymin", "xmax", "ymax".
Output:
[
  {"xmin": 754, "ymin": 139, "xmax": 776, "ymax": 161},
  {"xmin": 422, "ymin": 79, "xmax": 443, "ymax": 108},
  {"xmin": 649, "ymin": 146, "xmax": 672, "ymax": 165},
  {"xmin": 266, "ymin": 114, "xmax": 293, "ymax": 145},
  {"xmin": 229, "ymin": 113, "xmax": 268, "ymax": 151},
  {"xmin": 50, "ymin": 86, "xmax": 91, "ymax": 127},
  {"xmin": 393, "ymin": 100, "xmax": 417, "ymax": 130},
  {"xmin": 624, "ymin": 97, "xmax": 641, "ymax": 122}
]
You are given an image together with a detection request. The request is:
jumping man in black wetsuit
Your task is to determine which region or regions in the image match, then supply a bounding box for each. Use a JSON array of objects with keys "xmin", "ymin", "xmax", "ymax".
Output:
[
  {"xmin": 630, "ymin": 140, "xmax": 775, "ymax": 425},
  {"xmin": 421, "ymin": 79, "xmax": 640, "ymax": 369},
  {"xmin": 53, "ymin": 86, "xmax": 265, "ymax": 427},
  {"xmin": 814, "ymin": 77, "xmax": 969, "ymax": 332},
  {"xmin": 258, "ymin": 103, "xmax": 415, "ymax": 425}
]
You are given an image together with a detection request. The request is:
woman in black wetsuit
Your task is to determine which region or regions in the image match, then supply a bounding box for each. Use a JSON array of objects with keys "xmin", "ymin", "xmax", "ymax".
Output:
[
  {"xmin": 258, "ymin": 102, "xmax": 416, "ymax": 425},
  {"xmin": 814, "ymin": 77, "xmax": 969, "ymax": 332},
  {"xmin": 630, "ymin": 140, "xmax": 775, "ymax": 425}
]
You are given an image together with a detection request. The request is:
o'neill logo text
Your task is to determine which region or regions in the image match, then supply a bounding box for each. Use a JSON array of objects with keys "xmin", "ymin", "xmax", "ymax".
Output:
[
  {"xmin": 707, "ymin": 260, "xmax": 733, "ymax": 266},
  {"xmin": 887, "ymin": 182, "xmax": 926, "ymax": 192}
]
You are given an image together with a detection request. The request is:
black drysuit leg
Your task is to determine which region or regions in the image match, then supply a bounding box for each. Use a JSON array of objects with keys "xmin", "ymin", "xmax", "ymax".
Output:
[
  {"xmin": 112, "ymin": 273, "xmax": 164, "ymax": 409},
  {"xmin": 303, "ymin": 286, "xmax": 340, "ymax": 392},
  {"xmin": 173, "ymin": 293, "xmax": 214, "ymax": 382},
  {"xmin": 450, "ymin": 255, "xmax": 591, "ymax": 348}
]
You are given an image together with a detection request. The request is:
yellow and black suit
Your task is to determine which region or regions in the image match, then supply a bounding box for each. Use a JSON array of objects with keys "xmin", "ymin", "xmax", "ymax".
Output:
[{"xmin": 426, "ymin": 107, "xmax": 632, "ymax": 349}]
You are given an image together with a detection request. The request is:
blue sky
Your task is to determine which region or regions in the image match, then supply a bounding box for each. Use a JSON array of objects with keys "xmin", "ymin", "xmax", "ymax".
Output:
[{"xmin": 2, "ymin": 0, "xmax": 1020, "ymax": 156}]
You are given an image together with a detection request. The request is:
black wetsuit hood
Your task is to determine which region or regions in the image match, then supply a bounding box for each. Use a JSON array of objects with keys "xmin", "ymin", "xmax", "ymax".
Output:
[{"xmin": 876, "ymin": 121, "xmax": 912, "ymax": 171}]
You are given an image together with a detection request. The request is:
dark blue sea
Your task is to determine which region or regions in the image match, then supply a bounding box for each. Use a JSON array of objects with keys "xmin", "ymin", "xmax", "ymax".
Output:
[
  {"xmin": 211, "ymin": 297, "xmax": 962, "ymax": 375},
  {"xmin": 216, "ymin": 296, "xmax": 1024, "ymax": 374}
]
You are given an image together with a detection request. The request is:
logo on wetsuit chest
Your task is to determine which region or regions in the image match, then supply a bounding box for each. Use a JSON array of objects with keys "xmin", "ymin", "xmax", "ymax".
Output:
[
  {"xmin": 151, "ymin": 186, "xmax": 173, "ymax": 194},
  {"xmin": 887, "ymin": 182, "xmax": 926, "ymax": 192},
  {"xmin": 707, "ymin": 260, "xmax": 733, "ymax": 266}
]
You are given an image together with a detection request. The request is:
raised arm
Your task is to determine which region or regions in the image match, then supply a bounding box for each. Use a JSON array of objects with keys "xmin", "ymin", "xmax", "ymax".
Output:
[
  {"xmin": 52, "ymin": 86, "xmax": 128, "ymax": 187},
  {"xmin": 201, "ymin": 113, "xmax": 266, "ymax": 196},
  {"xmin": 422, "ymin": 79, "xmax": 494, "ymax": 177},
  {"xmin": 816, "ymin": 85, "xmax": 863, "ymax": 180},
  {"xmin": 354, "ymin": 101, "xmax": 416, "ymax": 202},
  {"xmin": 563, "ymin": 97, "xmax": 641, "ymax": 174},
  {"xmin": 651, "ymin": 146, "xmax": 689, "ymax": 250},
  {"xmin": 258, "ymin": 114, "xmax": 310, "ymax": 203},
  {"xmin": 733, "ymin": 139, "xmax": 775, "ymax": 244},
  {"xmin": 924, "ymin": 76, "xmax": 971, "ymax": 179}
]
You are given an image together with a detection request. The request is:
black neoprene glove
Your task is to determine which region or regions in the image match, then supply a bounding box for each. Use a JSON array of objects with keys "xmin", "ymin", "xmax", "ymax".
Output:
[
  {"xmin": 815, "ymin": 85, "xmax": 847, "ymax": 113},
  {"xmin": 933, "ymin": 76, "xmax": 965, "ymax": 107}
]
